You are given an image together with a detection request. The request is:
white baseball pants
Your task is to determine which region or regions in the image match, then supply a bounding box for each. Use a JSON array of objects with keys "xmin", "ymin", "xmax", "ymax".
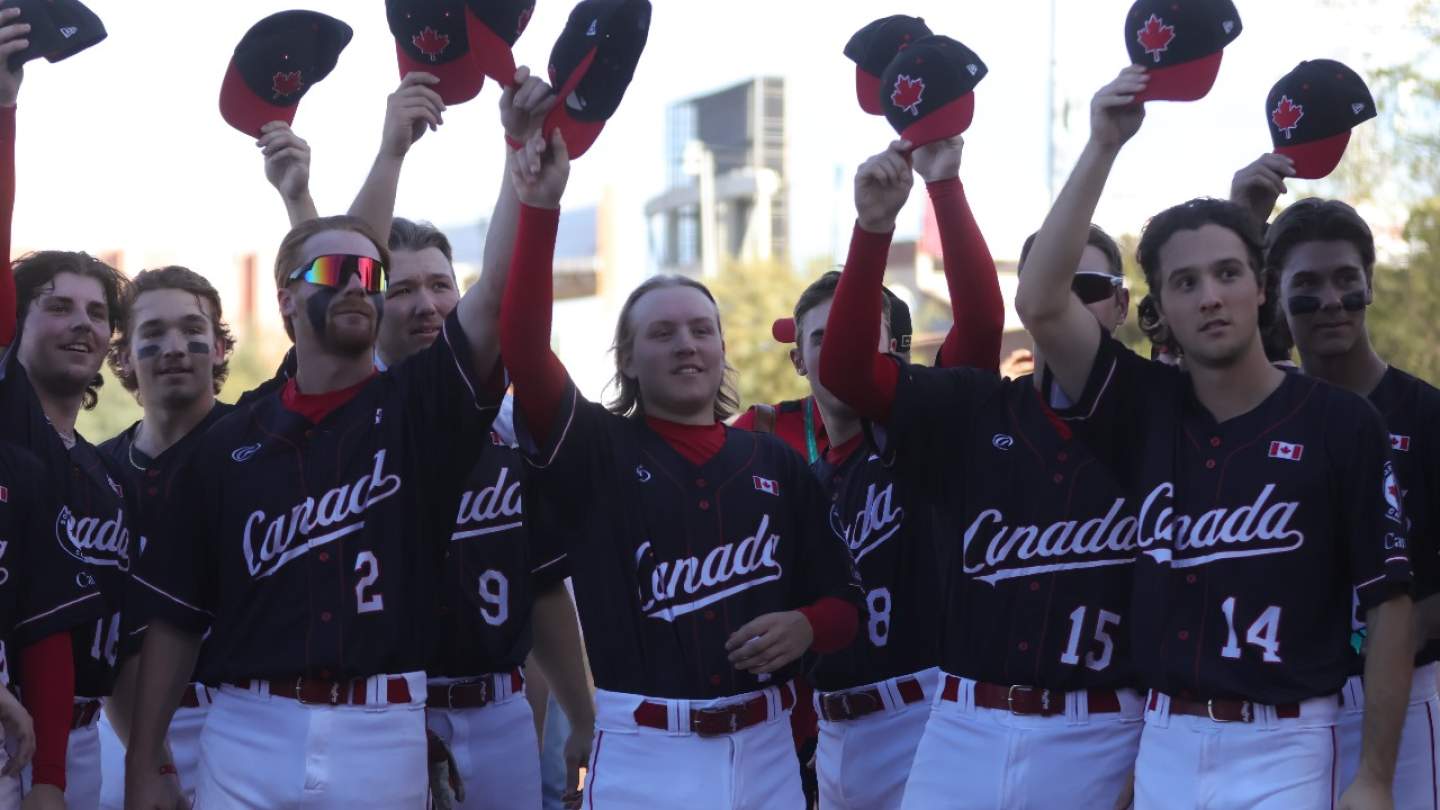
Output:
[
  {"xmin": 1335, "ymin": 662, "xmax": 1440, "ymax": 809},
  {"xmin": 426, "ymin": 672, "xmax": 541, "ymax": 810},
  {"xmin": 815, "ymin": 668, "xmax": 937, "ymax": 810}
]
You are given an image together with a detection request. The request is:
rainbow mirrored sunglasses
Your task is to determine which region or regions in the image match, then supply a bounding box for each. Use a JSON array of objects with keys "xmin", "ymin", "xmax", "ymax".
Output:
[
  {"xmin": 1072, "ymin": 271, "xmax": 1124, "ymax": 304},
  {"xmin": 287, "ymin": 254, "xmax": 388, "ymax": 294}
]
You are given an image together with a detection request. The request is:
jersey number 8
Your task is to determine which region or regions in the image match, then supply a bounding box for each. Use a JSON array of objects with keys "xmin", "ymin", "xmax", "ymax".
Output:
[{"xmin": 866, "ymin": 588, "xmax": 892, "ymax": 647}]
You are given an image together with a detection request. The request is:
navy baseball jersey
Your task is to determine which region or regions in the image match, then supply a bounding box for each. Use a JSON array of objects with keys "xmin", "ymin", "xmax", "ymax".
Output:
[
  {"xmin": 430, "ymin": 430, "xmax": 568, "ymax": 678},
  {"xmin": 1368, "ymin": 365, "xmax": 1440, "ymax": 665},
  {"xmin": 100, "ymin": 403, "xmax": 236, "ymax": 661},
  {"xmin": 0, "ymin": 442, "xmax": 107, "ymax": 685},
  {"xmin": 131, "ymin": 312, "xmax": 501, "ymax": 683},
  {"xmin": 1061, "ymin": 335, "xmax": 1410, "ymax": 703},
  {"xmin": 871, "ymin": 361, "xmax": 1138, "ymax": 691},
  {"xmin": 0, "ymin": 349, "xmax": 131, "ymax": 697},
  {"xmin": 517, "ymin": 376, "xmax": 865, "ymax": 701}
]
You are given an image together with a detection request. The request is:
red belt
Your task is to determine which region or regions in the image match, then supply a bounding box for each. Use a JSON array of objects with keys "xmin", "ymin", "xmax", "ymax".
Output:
[
  {"xmin": 819, "ymin": 675, "xmax": 927, "ymax": 722},
  {"xmin": 942, "ymin": 675, "xmax": 1122, "ymax": 717},
  {"xmin": 634, "ymin": 682, "xmax": 796, "ymax": 737},
  {"xmin": 426, "ymin": 668, "xmax": 525, "ymax": 710},
  {"xmin": 71, "ymin": 699, "xmax": 101, "ymax": 729},
  {"xmin": 1156, "ymin": 692, "xmax": 1304, "ymax": 723},
  {"xmin": 235, "ymin": 676, "xmax": 412, "ymax": 707},
  {"xmin": 178, "ymin": 683, "xmax": 207, "ymax": 709}
]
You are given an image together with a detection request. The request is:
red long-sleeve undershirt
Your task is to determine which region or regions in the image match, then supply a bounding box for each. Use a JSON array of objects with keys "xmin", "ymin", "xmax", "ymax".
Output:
[
  {"xmin": 500, "ymin": 204, "xmax": 857, "ymax": 652},
  {"xmin": 1, "ymin": 105, "xmax": 16, "ymax": 347},
  {"xmin": 20, "ymin": 631, "xmax": 73, "ymax": 790},
  {"xmin": 928, "ymin": 178, "xmax": 1003, "ymax": 371}
]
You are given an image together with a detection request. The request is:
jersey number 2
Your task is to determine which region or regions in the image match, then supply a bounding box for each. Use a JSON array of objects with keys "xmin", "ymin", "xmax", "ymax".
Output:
[
  {"xmin": 355, "ymin": 551, "xmax": 385, "ymax": 614},
  {"xmin": 1060, "ymin": 606, "xmax": 1119, "ymax": 671},
  {"xmin": 1220, "ymin": 597, "xmax": 1282, "ymax": 662}
]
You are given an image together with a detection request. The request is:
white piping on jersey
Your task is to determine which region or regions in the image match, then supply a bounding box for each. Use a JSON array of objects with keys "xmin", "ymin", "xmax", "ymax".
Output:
[
  {"xmin": 132, "ymin": 573, "xmax": 214, "ymax": 618},
  {"xmin": 532, "ymin": 553, "xmax": 567, "ymax": 576},
  {"xmin": 56, "ymin": 504, "xmax": 131, "ymax": 571},
  {"xmin": 1057, "ymin": 356, "xmax": 1118, "ymax": 422},
  {"xmin": 443, "ymin": 321, "xmax": 504, "ymax": 413},
  {"xmin": 526, "ymin": 386, "xmax": 578, "ymax": 471},
  {"xmin": 636, "ymin": 515, "xmax": 784, "ymax": 622},
  {"xmin": 242, "ymin": 449, "xmax": 402, "ymax": 578},
  {"xmin": 14, "ymin": 590, "xmax": 104, "ymax": 629}
]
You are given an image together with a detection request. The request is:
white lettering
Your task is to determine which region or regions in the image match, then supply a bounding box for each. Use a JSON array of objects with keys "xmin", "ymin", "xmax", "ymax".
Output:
[
  {"xmin": 55, "ymin": 506, "xmax": 131, "ymax": 571},
  {"xmin": 636, "ymin": 515, "xmax": 785, "ymax": 621}
]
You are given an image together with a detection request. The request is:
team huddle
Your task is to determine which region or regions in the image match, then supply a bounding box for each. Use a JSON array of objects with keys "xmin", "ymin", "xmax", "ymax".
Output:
[{"xmin": 0, "ymin": 0, "xmax": 1433, "ymax": 808}]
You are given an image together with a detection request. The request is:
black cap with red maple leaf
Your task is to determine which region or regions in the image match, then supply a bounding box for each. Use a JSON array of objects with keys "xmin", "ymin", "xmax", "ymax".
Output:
[
  {"xmin": 464, "ymin": 0, "xmax": 537, "ymax": 86},
  {"xmin": 388, "ymin": 0, "xmax": 485, "ymax": 105},
  {"xmin": 542, "ymin": 0, "xmax": 651, "ymax": 160},
  {"xmin": 220, "ymin": 10, "xmax": 353, "ymax": 138},
  {"xmin": 1266, "ymin": 59, "xmax": 1376, "ymax": 179},
  {"xmin": 844, "ymin": 15, "xmax": 933, "ymax": 116},
  {"xmin": 878, "ymin": 34, "xmax": 988, "ymax": 148},
  {"xmin": 1124, "ymin": 0, "xmax": 1242, "ymax": 102}
]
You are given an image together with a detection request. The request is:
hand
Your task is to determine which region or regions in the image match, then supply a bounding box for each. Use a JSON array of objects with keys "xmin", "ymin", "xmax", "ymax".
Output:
[
  {"xmin": 855, "ymin": 140, "xmax": 914, "ymax": 234},
  {"xmin": 1230, "ymin": 154, "xmax": 1296, "ymax": 227},
  {"xmin": 561, "ymin": 721, "xmax": 593, "ymax": 810},
  {"xmin": 999, "ymin": 348, "xmax": 1035, "ymax": 380},
  {"xmin": 0, "ymin": 7, "xmax": 30, "ymax": 107},
  {"xmin": 0, "ymin": 686, "xmax": 32, "ymax": 776},
  {"xmin": 912, "ymin": 135, "xmax": 963, "ymax": 183},
  {"xmin": 1338, "ymin": 772, "xmax": 1393, "ymax": 810},
  {"xmin": 510, "ymin": 129, "xmax": 571, "ymax": 210},
  {"xmin": 1111, "ymin": 771, "xmax": 1135, "ymax": 810},
  {"xmin": 725, "ymin": 611, "xmax": 814, "ymax": 674},
  {"xmin": 1090, "ymin": 66, "xmax": 1148, "ymax": 151},
  {"xmin": 258, "ymin": 122, "xmax": 312, "ymax": 202},
  {"xmin": 426, "ymin": 729, "xmax": 464, "ymax": 809},
  {"xmin": 501, "ymin": 66, "xmax": 557, "ymax": 145},
  {"xmin": 381, "ymin": 73, "xmax": 446, "ymax": 159},
  {"xmin": 20, "ymin": 784, "xmax": 65, "ymax": 810},
  {"xmin": 121, "ymin": 770, "xmax": 185, "ymax": 810}
]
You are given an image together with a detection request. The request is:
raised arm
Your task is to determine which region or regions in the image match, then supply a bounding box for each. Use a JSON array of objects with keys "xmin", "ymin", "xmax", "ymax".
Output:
[
  {"xmin": 1014, "ymin": 66, "xmax": 1147, "ymax": 402},
  {"xmin": 0, "ymin": 7, "xmax": 26, "ymax": 353},
  {"xmin": 259, "ymin": 122, "xmax": 318, "ymax": 226},
  {"xmin": 818, "ymin": 142, "xmax": 913, "ymax": 422},
  {"xmin": 346, "ymin": 72, "xmax": 446, "ymax": 246},
  {"xmin": 912, "ymin": 137, "xmax": 1004, "ymax": 372},
  {"xmin": 1229, "ymin": 153, "xmax": 1296, "ymax": 231}
]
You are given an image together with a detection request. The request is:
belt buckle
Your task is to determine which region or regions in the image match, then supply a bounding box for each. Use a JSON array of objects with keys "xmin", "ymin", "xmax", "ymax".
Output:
[
  {"xmin": 693, "ymin": 707, "xmax": 739, "ymax": 737},
  {"xmin": 446, "ymin": 683, "xmax": 457, "ymax": 709},
  {"xmin": 1207, "ymin": 699, "xmax": 1252, "ymax": 723},
  {"xmin": 1007, "ymin": 685, "xmax": 1036, "ymax": 715}
]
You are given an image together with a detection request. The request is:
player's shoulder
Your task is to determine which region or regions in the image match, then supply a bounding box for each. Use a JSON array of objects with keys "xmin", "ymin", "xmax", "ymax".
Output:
[
  {"xmin": 0, "ymin": 440, "xmax": 44, "ymax": 480},
  {"xmin": 97, "ymin": 420, "xmax": 140, "ymax": 465},
  {"xmin": 1380, "ymin": 366, "xmax": 1440, "ymax": 410}
]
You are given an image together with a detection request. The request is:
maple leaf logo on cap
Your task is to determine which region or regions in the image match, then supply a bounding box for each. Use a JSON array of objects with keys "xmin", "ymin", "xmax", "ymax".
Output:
[
  {"xmin": 1271, "ymin": 96, "xmax": 1305, "ymax": 139},
  {"xmin": 413, "ymin": 26, "xmax": 450, "ymax": 60},
  {"xmin": 1137, "ymin": 14, "xmax": 1175, "ymax": 62},
  {"xmin": 272, "ymin": 71, "xmax": 304, "ymax": 98},
  {"xmin": 891, "ymin": 74, "xmax": 925, "ymax": 116}
]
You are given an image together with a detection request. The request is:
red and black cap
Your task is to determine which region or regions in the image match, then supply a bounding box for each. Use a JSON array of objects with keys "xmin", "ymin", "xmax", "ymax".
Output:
[
  {"xmin": 2, "ymin": 0, "xmax": 64, "ymax": 71},
  {"xmin": 1266, "ymin": 59, "xmax": 1375, "ymax": 180},
  {"xmin": 878, "ymin": 35, "xmax": 987, "ymax": 148},
  {"xmin": 464, "ymin": 0, "xmax": 536, "ymax": 85},
  {"xmin": 387, "ymin": 0, "xmax": 484, "ymax": 105},
  {"xmin": 220, "ymin": 11, "xmax": 353, "ymax": 138},
  {"xmin": 772, "ymin": 288, "xmax": 912, "ymax": 351},
  {"xmin": 1125, "ymin": 0, "xmax": 1242, "ymax": 102},
  {"xmin": 40, "ymin": 0, "xmax": 105, "ymax": 63},
  {"xmin": 844, "ymin": 15, "xmax": 932, "ymax": 116},
  {"xmin": 543, "ymin": 0, "xmax": 651, "ymax": 160}
]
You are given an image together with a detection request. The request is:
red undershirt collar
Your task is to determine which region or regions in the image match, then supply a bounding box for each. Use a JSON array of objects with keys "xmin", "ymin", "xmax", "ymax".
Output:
[
  {"xmin": 644, "ymin": 416, "xmax": 726, "ymax": 466},
  {"xmin": 281, "ymin": 372, "xmax": 377, "ymax": 423}
]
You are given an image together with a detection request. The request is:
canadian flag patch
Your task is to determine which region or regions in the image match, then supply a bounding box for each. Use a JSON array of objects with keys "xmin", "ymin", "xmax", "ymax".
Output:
[
  {"xmin": 752, "ymin": 475, "xmax": 780, "ymax": 496},
  {"xmin": 1391, "ymin": 434, "xmax": 1411, "ymax": 452},
  {"xmin": 1268, "ymin": 441, "xmax": 1304, "ymax": 461}
]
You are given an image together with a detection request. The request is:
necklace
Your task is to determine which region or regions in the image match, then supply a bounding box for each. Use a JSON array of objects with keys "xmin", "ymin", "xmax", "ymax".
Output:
[{"xmin": 127, "ymin": 426, "xmax": 151, "ymax": 471}]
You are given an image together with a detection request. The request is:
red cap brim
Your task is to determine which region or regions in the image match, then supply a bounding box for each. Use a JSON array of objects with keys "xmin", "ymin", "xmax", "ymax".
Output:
[
  {"xmin": 220, "ymin": 60, "xmax": 295, "ymax": 138},
  {"xmin": 542, "ymin": 49, "xmax": 603, "ymax": 159},
  {"xmin": 1135, "ymin": 50, "xmax": 1224, "ymax": 103},
  {"xmin": 856, "ymin": 67, "xmax": 883, "ymax": 116},
  {"xmin": 772, "ymin": 317, "xmax": 796, "ymax": 343},
  {"xmin": 396, "ymin": 42, "xmax": 484, "ymax": 106},
  {"xmin": 899, "ymin": 92, "xmax": 975, "ymax": 148},
  {"xmin": 465, "ymin": 8, "xmax": 519, "ymax": 86},
  {"xmin": 1276, "ymin": 130, "xmax": 1352, "ymax": 180}
]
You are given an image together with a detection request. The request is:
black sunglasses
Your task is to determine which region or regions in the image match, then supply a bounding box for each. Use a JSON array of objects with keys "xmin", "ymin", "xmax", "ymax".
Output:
[{"xmin": 1072, "ymin": 272, "xmax": 1124, "ymax": 304}]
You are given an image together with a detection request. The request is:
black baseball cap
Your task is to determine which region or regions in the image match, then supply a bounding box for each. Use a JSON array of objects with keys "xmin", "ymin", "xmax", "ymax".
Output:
[
  {"xmin": 388, "ymin": 0, "xmax": 484, "ymax": 105},
  {"xmin": 543, "ymin": 0, "xmax": 651, "ymax": 160},
  {"xmin": 878, "ymin": 35, "xmax": 987, "ymax": 148},
  {"xmin": 2, "ymin": 0, "xmax": 63, "ymax": 71},
  {"xmin": 1125, "ymin": 0, "xmax": 1242, "ymax": 102},
  {"xmin": 844, "ymin": 15, "xmax": 932, "ymax": 116},
  {"xmin": 220, "ymin": 11, "xmax": 353, "ymax": 138},
  {"xmin": 772, "ymin": 287, "xmax": 912, "ymax": 352},
  {"xmin": 464, "ymin": 0, "xmax": 536, "ymax": 86},
  {"xmin": 41, "ymin": 0, "xmax": 104, "ymax": 63},
  {"xmin": 1266, "ymin": 59, "xmax": 1376, "ymax": 180}
]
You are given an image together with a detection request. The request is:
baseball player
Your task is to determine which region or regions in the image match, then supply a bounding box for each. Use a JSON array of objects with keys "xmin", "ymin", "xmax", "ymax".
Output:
[
  {"xmin": 500, "ymin": 128, "xmax": 864, "ymax": 809},
  {"xmin": 257, "ymin": 70, "xmax": 596, "ymax": 810},
  {"xmin": 820, "ymin": 140, "xmax": 1145, "ymax": 810},
  {"xmin": 1234, "ymin": 180, "xmax": 1440, "ymax": 807},
  {"xmin": 123, "ymin": 79, "xmax": 510, "ymax": 809},
  {"xmin": 1015, "ymin": 65, "xmax": 1414, "ymax": 810},
  {"xmin": 0, "ymin": 32, "xmax": 134, "ymax": 806},
  {"xmin": 93, "ymin": 266, "xmax": 237, "ymax": 809}
]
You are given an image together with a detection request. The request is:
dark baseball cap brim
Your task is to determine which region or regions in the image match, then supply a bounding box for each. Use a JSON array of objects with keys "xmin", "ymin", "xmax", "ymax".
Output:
[
  {"xmin": 855, "ymin": 67, "xmax": 884, "ymax": 116},
  {"xmin": 772, "ymin": 317, "xmax": 797, "ymax": 344},
  {"xmin": 898, "ymin": 92, "xmax": 975, "ymax": 147},
  {"xmin": 465, "ymin": 6, "xmax": 519, "ymax": 85},
  {"xmin": 220, "ymin": 60, "xmax": 295, "ymax": 137},
  {"xmin": 396, "ymin": 43, "xmax": 485, "ymax": 105},
  {"xmin": 1134, "ymin": 50, "xmax": 1223, "ymax": 103},
  {"xmin": 1277, "ymin": 129, "xmax": 1351, "ymax": 180}
]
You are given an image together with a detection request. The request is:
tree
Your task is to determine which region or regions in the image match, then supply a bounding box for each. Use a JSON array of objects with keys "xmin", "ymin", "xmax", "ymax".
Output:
[
  {"xmin": 1369, "ymin": 198, "xmax": 1440, "ymax": 383},
  {"xmin": 707, "ymin": 259, "xmax": 812, "ymax": 410}
]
